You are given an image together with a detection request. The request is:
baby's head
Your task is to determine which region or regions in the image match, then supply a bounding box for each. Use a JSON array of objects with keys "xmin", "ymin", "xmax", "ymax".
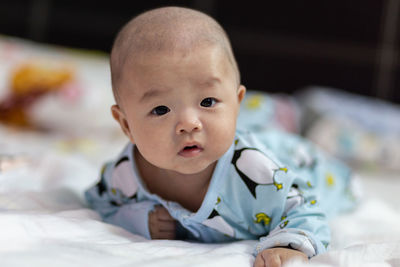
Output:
[{"xmin": 110, "ymin": 6, "xmax": 246, "ymax": 175}]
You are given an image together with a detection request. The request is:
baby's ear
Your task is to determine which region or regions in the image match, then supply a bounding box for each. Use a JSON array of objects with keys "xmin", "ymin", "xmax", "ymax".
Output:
[
  {"xmin": 111, "ymin": 105, "xmax": 135, "ymax": 144},
  {"xmin": 237, "ymin": 85, "xmax": 246, "ymax": 104}
]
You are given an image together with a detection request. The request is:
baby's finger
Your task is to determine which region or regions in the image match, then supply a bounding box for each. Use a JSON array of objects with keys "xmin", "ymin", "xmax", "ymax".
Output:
[
  {"xmin": 254, "ymin": 250, "xmax": 281, "ymax": 267},
  {"xmin": 158, "ymin": 220, "xmax": 176, "ymax": 232},
  {"xmin": 161, "ymin": 229, "xmax": 176, "ymax": 239},
  {"xmin": 253, "ymin": 254, "xmax": 265, "ymax": 267},
  {"xmin": 154, "ymin": 229, "xmax": 176, "ymax": 240},
  {"xmin": 155, "ymin": 206, "xmax": 175, "ymax": 221},
  {"xmin": 148, "ymin": 209, "xmax": 158, "ymax": 225}
]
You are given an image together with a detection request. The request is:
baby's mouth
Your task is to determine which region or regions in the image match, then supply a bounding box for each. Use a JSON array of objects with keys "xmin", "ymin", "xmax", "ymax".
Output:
[
  {"xmin": 184, "ymin": 145, "xmax": 198, "ymax": 150},
  {"xmin": 179, "ymin": 144, "xmax": 203, "ymax": 157}
]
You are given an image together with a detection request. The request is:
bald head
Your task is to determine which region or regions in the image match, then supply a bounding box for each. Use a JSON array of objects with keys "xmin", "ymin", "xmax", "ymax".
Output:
[{"xmin": 110, "ymin": 6, "xmax": 240, "ymax": 103}]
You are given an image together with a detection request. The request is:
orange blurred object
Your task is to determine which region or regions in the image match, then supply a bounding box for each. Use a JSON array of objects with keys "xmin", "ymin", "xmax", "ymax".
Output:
[{"xmin": 0, "ymin": 62, "xmax": 74, "ymax": 127}]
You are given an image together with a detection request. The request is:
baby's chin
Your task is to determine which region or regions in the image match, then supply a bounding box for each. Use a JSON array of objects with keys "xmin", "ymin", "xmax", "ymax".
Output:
[{"xmin": 170, "ymin": 160, "xmax": 218, "ymax": 176}]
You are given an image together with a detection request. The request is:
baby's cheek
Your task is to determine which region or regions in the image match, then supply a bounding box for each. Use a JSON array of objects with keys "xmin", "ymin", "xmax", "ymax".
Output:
[
  {"xmin": 209, "ymin": 118, "xmax": 236, "ymax": 148},
  {"xmin": 135, "ymin": 131, "xmax": 167, "ymax": 156}
]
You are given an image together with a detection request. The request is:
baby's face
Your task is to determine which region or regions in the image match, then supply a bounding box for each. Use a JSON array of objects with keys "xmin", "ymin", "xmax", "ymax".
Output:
[{"xmin": 114, "ymin": 45, "xmax": 245, "ymax": 174}]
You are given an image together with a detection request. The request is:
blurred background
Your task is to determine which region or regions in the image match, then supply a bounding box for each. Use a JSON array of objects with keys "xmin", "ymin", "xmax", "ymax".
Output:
[{"xmin": 0, "ymin": 0, "xmax": 399, "ymax": 104}]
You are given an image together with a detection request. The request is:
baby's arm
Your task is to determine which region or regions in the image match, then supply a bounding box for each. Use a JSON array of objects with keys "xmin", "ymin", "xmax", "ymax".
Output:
[
  {"xmin": 254, "ymin": 248, "xmax": 307, "ymax": 267},
  {"xmin": 85, "ymin": 183, "xmax": 156, "ymax": 238},
  {"xmin": 253, "ymin": 183, "xmax": 330, "ymax": 264},
  {"xmin": 85, "ymin": 162, "xmax": 158, "ymax": 239},
  {"xmin": 148, "ymin": 205, "xmax": 177, "ymax": 239}
]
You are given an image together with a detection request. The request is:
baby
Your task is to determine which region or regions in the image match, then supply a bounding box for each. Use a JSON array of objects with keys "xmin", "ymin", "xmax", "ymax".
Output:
[{"xmin": 85, "ymin": 6, "xmax": 355, "ymax": 267}]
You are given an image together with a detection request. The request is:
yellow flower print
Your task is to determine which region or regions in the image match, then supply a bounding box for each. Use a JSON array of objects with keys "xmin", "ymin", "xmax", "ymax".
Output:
[
  {"xmin": 326, "ymin": 173, "xmax": 336, "ymax": 187},
  {"xmin": 254, "ymin": 213, "xmax": 271, "ymax": 226}
]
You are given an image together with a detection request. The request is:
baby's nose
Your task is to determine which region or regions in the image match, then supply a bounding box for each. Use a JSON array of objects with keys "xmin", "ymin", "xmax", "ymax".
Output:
[{"xmin": 176, "ymin": 110, "xmax": 202, "ymax": 134}]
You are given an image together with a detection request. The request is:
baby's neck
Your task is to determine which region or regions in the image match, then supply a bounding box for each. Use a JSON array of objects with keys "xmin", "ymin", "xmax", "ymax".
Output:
[{"xmin": 134, "ymin": 147, "xmax": 216, "ymax": 212}]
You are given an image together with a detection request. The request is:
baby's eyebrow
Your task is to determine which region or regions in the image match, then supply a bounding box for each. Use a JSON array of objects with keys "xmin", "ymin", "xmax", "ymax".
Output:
[
  {"xmin": 197, "ymin": 77, "xmax": 221, "ymax": 87},
  {"xmin": 140, "ymin": 87, "xmax": 171, "ymax": 102}
]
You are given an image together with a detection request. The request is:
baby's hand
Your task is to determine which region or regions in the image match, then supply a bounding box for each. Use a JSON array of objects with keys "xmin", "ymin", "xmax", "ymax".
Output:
[
  {"xmin": 254, "ymin": 248, "xmax": 308, "ymax": 267},
  {"xmin": 149, "ymin": 205, "xmax": 177, "ymax": 239}
]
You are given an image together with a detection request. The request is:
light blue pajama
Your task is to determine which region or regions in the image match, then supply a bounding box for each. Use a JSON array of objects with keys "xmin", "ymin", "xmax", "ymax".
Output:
[{"xmin": 85, "ymin": 128, "xmax": 355, "ymax": 258}]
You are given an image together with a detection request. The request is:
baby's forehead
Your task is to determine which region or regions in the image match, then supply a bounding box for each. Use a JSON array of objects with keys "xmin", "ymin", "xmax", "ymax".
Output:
[
  {"xmin": 118, "ymin": 47, "xmax": 233, "ymax": 94},
  {"xmin": 124, "ymin": 43, "xmax": 232, "ymax": 79},
  {"xmin": 126, "ymin": 40, "xmax": 224, "ymax": 63}
]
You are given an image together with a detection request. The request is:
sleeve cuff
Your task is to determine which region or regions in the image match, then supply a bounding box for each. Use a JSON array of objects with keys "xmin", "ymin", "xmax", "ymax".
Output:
[
  {"xmin": 104, "ymin": 201, "xmax": 157, "ymax": 239},
  {"xmin": 254, "ymin": 228, "xmax": 326, "ymax": 258}
]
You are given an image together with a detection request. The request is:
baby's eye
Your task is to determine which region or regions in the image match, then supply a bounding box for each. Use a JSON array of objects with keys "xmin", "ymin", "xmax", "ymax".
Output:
[
  {"xmin": 200, "ymin": 97, "xmax": 217, "ymax": 107},
  {"xmin": 151, "ymin": 105, "xmax": 170, "ymax": 116}
]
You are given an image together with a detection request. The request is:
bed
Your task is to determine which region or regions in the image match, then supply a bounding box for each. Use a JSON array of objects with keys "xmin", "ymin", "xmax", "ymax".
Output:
[{"xmin": 1, "ymin": 35, "xmax": 399, "ymax": 267}]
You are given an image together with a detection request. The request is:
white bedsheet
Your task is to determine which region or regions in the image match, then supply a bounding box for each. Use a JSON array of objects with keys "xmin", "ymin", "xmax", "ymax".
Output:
[{"xmin": 0, "ymin": 125, "xmax": 399, "ymax": 267}]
